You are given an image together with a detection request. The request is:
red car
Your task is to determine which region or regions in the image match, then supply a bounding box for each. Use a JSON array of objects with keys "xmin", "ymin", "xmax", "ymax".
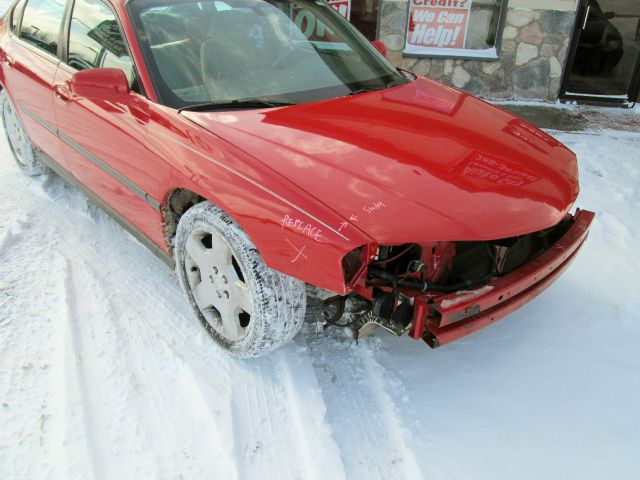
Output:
[{"xmin": 0, "ymin": 0, "xmax": 594, "ymax": 358}]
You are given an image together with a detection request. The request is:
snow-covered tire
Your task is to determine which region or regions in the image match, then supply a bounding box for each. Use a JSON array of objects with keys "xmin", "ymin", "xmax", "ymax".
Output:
[
  {"xmin": 1, "ymin": 90, "xmax": 49, "ymax": 176},
  {"xmin": 175, "ymin": 201, "xmax": 306, "ymax": 358}
]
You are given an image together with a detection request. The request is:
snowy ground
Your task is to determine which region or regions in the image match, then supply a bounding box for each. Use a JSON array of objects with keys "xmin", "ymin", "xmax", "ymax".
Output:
[{"xmin": 1, "ymin": 125, "xmax": 639, "ymax": 480}]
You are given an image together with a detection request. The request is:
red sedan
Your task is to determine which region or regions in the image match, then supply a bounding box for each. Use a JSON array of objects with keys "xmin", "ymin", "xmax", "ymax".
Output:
[{"xmin": 0, "ymin": 0, "xmax": 594, "ymax": 357}]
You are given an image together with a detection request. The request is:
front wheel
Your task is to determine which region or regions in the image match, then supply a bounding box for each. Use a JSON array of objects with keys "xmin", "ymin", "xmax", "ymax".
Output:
[
  {"xmin": 1, "ymin": 90, "xmax": 49, "ymax": 176},
  {"xmin": 174, "ymin": 201, "xmax": 306, "ymax": 358}
]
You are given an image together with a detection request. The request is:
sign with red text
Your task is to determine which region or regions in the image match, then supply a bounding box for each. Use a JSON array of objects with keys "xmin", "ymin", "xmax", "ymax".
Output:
[
  {"xmin": 327, "ymin": 0, "xmax": 351, "ymax": 20},
  {"xmin": 405, "ymin": 0, "xmax": 472, "ymax": 55}
]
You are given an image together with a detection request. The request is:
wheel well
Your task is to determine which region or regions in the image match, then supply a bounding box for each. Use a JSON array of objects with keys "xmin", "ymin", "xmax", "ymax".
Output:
[{"xmin": 163, "ymin": 188, "xmax": 205, "ymax": 253}]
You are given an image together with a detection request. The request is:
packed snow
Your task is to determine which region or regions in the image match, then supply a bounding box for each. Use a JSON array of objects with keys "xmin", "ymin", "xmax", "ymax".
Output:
[{"xmin": 0, "ymin": 124, "xmax": 639, "ymax": 480}]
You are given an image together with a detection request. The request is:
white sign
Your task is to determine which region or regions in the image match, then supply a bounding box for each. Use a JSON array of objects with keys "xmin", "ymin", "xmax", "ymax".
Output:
[{"xmin": 405, "ymin": 0, "xmax": 473, "ymax": 55}]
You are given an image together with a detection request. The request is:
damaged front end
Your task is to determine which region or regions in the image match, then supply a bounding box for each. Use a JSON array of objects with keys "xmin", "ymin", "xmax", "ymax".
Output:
[{"xmin": 327, "ymin": 209, "xmax": 595, "ymax": 347}]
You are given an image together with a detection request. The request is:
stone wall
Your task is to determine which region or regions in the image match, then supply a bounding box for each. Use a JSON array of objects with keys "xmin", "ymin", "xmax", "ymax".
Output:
[{"xmin": 379, "ymin": 2, "xmax": 577, "ymax": 101}]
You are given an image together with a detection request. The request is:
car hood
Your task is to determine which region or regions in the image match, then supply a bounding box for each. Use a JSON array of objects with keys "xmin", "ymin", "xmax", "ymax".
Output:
[{"xmin": 183, "ymin": 77, "xmax": 579, "ymax": 243}]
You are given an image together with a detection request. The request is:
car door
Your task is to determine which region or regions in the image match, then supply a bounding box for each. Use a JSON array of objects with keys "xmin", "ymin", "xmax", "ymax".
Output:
[
  {"xmin": 52, "ymin": 0, "xmax": 164, "ymax": 246},
  {"xmin": 1, "ymin": 0, "xmax": 67, "ymax": 166}
]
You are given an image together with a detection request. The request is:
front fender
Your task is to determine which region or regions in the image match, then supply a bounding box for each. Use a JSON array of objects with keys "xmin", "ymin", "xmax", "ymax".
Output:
[{"xmin": 152, "ymin": 112, "xmax": 373, "ymax": 294}]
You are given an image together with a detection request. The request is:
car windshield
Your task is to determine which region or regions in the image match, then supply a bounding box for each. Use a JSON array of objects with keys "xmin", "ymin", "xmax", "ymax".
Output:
[{"xmin": 127, "ymin": 0, "xmax": 408, "ymax": 109}]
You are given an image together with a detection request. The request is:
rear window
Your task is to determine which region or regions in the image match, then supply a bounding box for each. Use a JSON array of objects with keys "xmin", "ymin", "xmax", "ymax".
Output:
[{"xmin": 19, "ymin": 0, "xmax": 65, "ymax": 56}]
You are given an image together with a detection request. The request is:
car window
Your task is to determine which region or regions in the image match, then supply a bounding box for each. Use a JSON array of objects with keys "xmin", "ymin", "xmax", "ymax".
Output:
[
  {"xmin": 68, "ymin": 0, "xmax": 135, "ymax": 86},
  {"xmin": 19, "ymin": 0, "xmax": 65, "ymax": 56},
  {"xmin": 10, "ymin": 0, "xmax": 26, "ymax": 34},
  {"xmin": 130, "ymin": 0, "xmax": 406, "ymax": 109}
]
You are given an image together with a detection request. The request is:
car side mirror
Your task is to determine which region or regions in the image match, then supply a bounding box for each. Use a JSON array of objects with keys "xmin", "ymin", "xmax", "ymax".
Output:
[
  {"xmin": 371, "ymin": 40, "xmax": 388, "ymax": 58},
  {"xmin": 69, "ymin": 68, "xmax": 130, "ymax": 100}
]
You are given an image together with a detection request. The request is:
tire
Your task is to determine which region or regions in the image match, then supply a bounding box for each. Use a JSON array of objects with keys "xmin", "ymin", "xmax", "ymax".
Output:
[
  {"xmin": 175, "ymin": 201, "xmax": 306, "ymax": 358},
  {"xmin": 1, "ymin": 90, "xmax": 49, "ymax": 176}
]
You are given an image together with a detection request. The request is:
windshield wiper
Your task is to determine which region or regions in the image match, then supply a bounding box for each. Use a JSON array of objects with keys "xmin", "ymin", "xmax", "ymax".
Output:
[
  {"xmin": 387, "ymin": 77, "xmax": 409, "ymax": 88},
  {"xmin": 179, "ymin": 98, "xmax": 295, "ymax": 113},
  {"xmin": 348, "ymin": 86, "xmax": 384, "ymax": 96},
  {"xmin": 348, "ymin": 78, "xmax": 408, "ymax": 96}
]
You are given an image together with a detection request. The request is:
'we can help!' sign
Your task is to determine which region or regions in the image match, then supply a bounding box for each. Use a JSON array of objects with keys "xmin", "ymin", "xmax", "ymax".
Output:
[{"xmin": 405, "ymin": 0, "xmax": 472, "ymax": 55}]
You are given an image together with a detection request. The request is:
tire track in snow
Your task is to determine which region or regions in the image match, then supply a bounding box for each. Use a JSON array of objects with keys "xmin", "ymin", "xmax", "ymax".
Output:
[
  {"xmin": 220, "ymin": 349, "xmax": 346, "ymax": 480},
  {"xmin": 56, "ymin": 239, "xmax": 239, "ymax": 480},
  {"xmin": 29, "ymin": 173, "xmax": 340, "ymax": 479},
  {"xmin": 0, "ymin": 246, "xmax": 81, "ymax": 478},
  {"xmin": 60, "ymin": 235, "xmax": 332, "ymax": 480},
  {"xmin": 0, "ymin": 161, "xmax": 240, "ymax": 478},
  {"xmin": 106, "ymin": 288, "xmax": 239, "ymax": 480},
  {"xmin": 302, "ymin": 303, "xmax": 424, "ymax": 480},
  {"xmin": 57, "ymin": 255, "xmax": 107, "ymax": 480},
  {"xmin": 67, "ymin": 245, "xmax": 240, "ymax": 478},
  {"xmin": 273, "ymin": 344, "xmax": 347, "ymax": 480},
  {"xmin": 2, "ymin": 151, "xmax": 346, "ymax": 479},
  {"xmin": 59, "ymin": 254, "xmax": 167, "ymax": 479}
]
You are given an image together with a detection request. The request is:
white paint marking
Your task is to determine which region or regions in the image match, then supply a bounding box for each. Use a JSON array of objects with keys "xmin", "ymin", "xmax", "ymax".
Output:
[{"xmin": 286, "ymin": 239, "xmax": 308, "ymax": 263}]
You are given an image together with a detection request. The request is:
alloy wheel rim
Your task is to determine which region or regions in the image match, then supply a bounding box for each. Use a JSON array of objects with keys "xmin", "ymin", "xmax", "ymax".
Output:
[
  {"xmin": 185, "ymin": 228, "xmax": 253, "ymax": 341},
  {"xmin": 4, "ymin": 102, "xmax": 29, "ymax": 167}
]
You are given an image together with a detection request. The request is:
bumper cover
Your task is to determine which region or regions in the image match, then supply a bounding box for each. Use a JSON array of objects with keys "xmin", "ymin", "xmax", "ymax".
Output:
[{"xmin": 412, "ymin": 209, "xmax": 595, "ymax": 347}]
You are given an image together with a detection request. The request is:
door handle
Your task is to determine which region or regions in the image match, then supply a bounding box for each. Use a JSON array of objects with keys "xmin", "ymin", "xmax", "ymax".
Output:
[
  {"xmin": 3, "ymin": 55, "xmax": 14, "ymax": 67},
  {"xmin": 54, "ymin": 84, "xmax": 71, "ymax": 103}
]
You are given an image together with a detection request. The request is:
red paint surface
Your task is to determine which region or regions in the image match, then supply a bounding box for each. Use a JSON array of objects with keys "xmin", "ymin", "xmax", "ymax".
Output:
[
  {"xmin": 417, "ymin": 210, "xmax": 595, "ymax": 346},
  {"xmin": 184, "ymin": 77, "xmax": 579, "ymax": 244}
]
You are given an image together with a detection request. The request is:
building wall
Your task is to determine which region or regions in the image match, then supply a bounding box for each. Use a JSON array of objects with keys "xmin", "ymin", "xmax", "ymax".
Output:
[{"xmin": 379, "ymin": 0, "xmax": 579, "ymax": 101}]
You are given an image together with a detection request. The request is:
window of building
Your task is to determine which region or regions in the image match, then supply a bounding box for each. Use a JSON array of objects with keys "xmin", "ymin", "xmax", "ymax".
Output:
[
  {"xmin": 404, "ymin": 0, "xmax": 508, "ymax": 59},
  {"xmin": 68, "ymin": 0, "xmax": 135, "ymax": 85},
  {"xmin": 19, "ymin": 0, "xmax": 65, "ymax": 56}
]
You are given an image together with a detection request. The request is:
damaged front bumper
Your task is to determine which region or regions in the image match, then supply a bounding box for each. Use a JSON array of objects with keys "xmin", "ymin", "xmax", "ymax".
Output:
[{"xmin": 411, "ymin": 209, "xmax": 595, "ymax": 347}]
